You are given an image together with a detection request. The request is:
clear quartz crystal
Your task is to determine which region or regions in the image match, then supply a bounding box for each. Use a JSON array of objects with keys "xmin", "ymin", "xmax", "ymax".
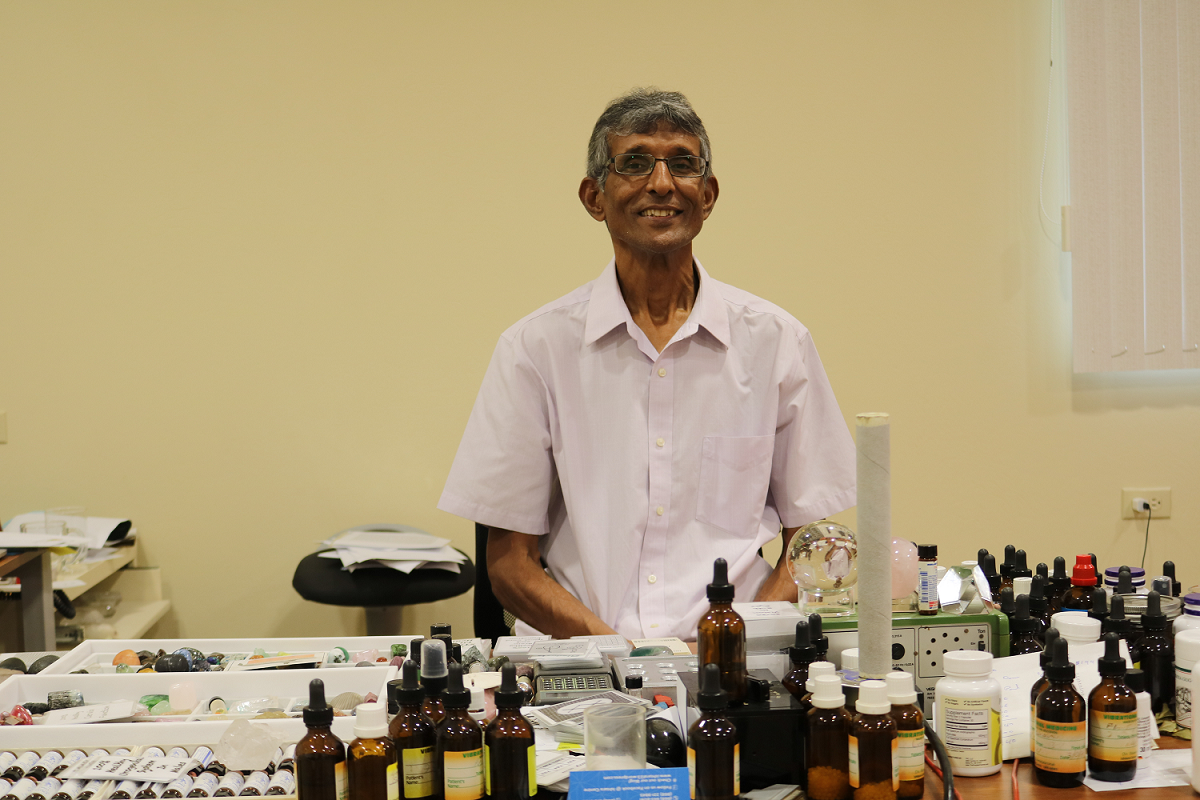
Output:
[{"xmin": 788, "ymin": 520, "xmax": 859, "ymax": 616}]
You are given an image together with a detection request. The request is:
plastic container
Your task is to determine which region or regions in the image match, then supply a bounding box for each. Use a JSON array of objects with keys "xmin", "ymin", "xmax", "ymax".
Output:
[
  {"xmin": 886, "ymin": 672, "xmax": 924, "ymax": 799},
  {"xmin": 1173, "ymin": 593, "xmax": 1200, "ymax": 636},
  {"xmin": 1104, "ymin": 567, "xmax": 1146, "ymax": 594},
  {"xmin": 849, "ymin": 680, "xmax": 897, "ymax": 798},
  {"xmin": 1173, "ymin": 629, "xmax": 1200, "ymax": 730},
  {"xmin": 806, "ymin": 674, "xmax": 851, "ymax": 800},
  {"xmin": 1051, "ymin": 612, "xmax": 1101, "ymax": 646},
  {"xmin": 935, "ymin": 651, "xmax": 1001, "ymax": 776}
]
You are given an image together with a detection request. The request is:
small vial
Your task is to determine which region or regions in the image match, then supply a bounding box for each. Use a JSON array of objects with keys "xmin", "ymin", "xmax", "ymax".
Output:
[
  {"xmin": 935, "ymin": 651, "xmax": 1001, "ymax": 776},
  {"xmin": 1103, "ymin": 594, "xmax": 1141, "ymax": 665},
  {"xmin": 999, "ymin": 587, "xmax": 1015, "ymax": 622},
  {"xmin": 26, "ymin": 778, "xmax": 63, "ymax": 800},
  {"xmin": 187, "ymin": 772, "xmax": 221, "ymax": 798},
  {"xmin": 389, "ymin": 661, "xmax": 437, "ymax": 800},
  {"xmin": 1028, "ymin": 574, "xmax": 1051, "ymax": 632},
  {"xmin": 28, "ymin": 752, "xmax": 64, "ymax": 782},
  {"xmin": 108, "ymin": 781, "xmax": 145, "ymax": 800},
  {"xmin": 3, "ymin": 753, "xmax": 40, "ymax": 783},
  {"xmin": 1034, "ymin": 638, "xmax": 1086, "ymax": 788},
  {"xmin": 1125, "ymin": 669, "xmax": 1159, "ymax": 759},
  {"xmin": 50, "ymin": 779, "xmax": 87, "ymax": 800},
  {"xmin": 1000, "ymin": 544, "xmax": 1017, "ymax": 591},
  {"xmin": 1087, "ymin": 633, "xmax": 1137, "ymax": 782},
  {"xmin": 50, "ymin": 752, "xmax": 86, "ymax": 779},
  {"xmin": 77, "ymin": 780, "xmax": 110, "ymax": 800},
  {"xmin": 160, "ymin": 775, "xmax": 194, "ymax": 799},
  {"xmin": 886, "ymin": 672, "xmax": 924, "ymax": 799},
  {"xmin": 980, "ymin": 554, "xmax": 1001, "ymax": 596},
  {"xmin": 696, "ymin": 559, "xmax": 747, "ymax": 705},
  {"xmin": 0, "ymin": 757, "xmax": 15, "ymax": 777},
  {"xmin": 263, "ymin": 771, "xmax": 295, "ymax": 796},
  {"xmin": 687, "ymin": 664, "xmax": 739, "ymax": 800},
  {"xmin": 1088, "ymin": 587, "xmax": 1109, "ymax": 624},
  {"xmin": 917, "ymin": 544, "xmax": 938, "ymax": 616},
  {"xmin": 848, "ymin": 680, "xmax": 897, "ymax": 799},
  {"xmin": 211, "ymin": 773, "xmax": 245, "ymax": 797},
  {"xmin": 809, "ymin": 613, "xmax": 830, "ymax": 662},
  {"xmin": 236, "ymin": 772, "xmax": 269, "ymax": 796},
  {"xmin": 1049, "ymin": 556, "xmax": 1071, "ymax": 614},
  {"xmin": 624, "ymin": 674, "xmax": 646, "ymax": 700},
  {"xmin": 806, "ymin": 674, "xmax": 850, "ymax": 800},
  {"xmin": 421, "ymin": 639, "xmax": 450, "ymax": 727}
]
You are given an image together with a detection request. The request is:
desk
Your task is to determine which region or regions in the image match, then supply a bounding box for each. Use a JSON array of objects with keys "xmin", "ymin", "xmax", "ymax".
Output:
[
  {"xmin": 924, "ymin": 736, "xmax": 1192, "ymax": 799},
  {"xmin": 0, "ymin": 549, "xmax": 53, "ymax": 650}
]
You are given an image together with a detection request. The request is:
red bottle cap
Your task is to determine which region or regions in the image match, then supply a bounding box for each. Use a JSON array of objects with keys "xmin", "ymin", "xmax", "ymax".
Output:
[{"xmin": 1070, "ymin": 554, "xmax": 1097, "ymax": 586}]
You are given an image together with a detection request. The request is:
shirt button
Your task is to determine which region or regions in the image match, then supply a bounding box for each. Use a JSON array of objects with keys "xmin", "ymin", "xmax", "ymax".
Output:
[
  {"xmin": 656, "ymin": 437, "xmax": 665, "ymax": 447},
  {"xmin": 650, "ymin": 623, "xmax": 659, "ymax": 628},
  {"xmin": 658, "ymin": 367, "xmax": 667, "ymax": 377},
  {"xmin": 656, "ymin": 505, "xmax": 664, "ymax": 516},
  {"xmin": 648, "ymin": 574, "xmax": 657, "ymax": 584}
]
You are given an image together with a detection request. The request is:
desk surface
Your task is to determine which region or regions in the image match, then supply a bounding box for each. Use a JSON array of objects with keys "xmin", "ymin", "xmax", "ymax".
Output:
[{"xmin": 924, "ymin": 736, "xmax": 1192, "ymax": 799}]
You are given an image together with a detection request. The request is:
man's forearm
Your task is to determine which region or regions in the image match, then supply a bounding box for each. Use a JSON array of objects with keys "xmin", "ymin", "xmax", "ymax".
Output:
[
  {"xmin": 488, "ymin": 527, "xmax": 619, "ymax": 639},
  {"xmin": 754, "ymin": 525, "xmax": 801, "ymax": 602}
]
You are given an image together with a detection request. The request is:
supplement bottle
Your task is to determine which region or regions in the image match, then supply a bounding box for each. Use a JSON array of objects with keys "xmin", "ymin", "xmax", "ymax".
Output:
[
  {"xmin": 1124, "ymin": 669, "xmax": 1157, "ymax": 760},
  {"xmin": 806, "ymin": 674, "xmax": 850, "ymax": 800},
  {"xmin": 696, "ymin": 558, "xmax": 747, "ymax": 705},
  {"xmin": 435, "ymin": 664, "xmax": 483, "ymax": 800},
  {"xmin": 934, "ymin": 650, "xmax": 1001, "ymax": 776},
  {"xmin": 782, "ymin": 620, "xmax": 816, "ymax": 700},
  {"xmin": 421, "ymin": 640, "xmax": 450, "ymax": 727},
  {"xmin": 798, "ymin": 660, "xmax": 836, "ymax": 790},
  {"xmin": 1029, "ymin": 627, "xmax": 1061, "ymax": 759},
  {"xmin": 1009, "ymin": 593, "xmax": 1043, "ymax": 655},
  {"xmin": 389, "ymin": 661, "xmax": 437, "ymax": 800},
  {"xmin": 687, "ymin": 663, "xmax": 739, "ymax": 800},
  {"xmin": 485, "ymin": 664, "xmax": 536, "ymax": 800},
  {"xmin": 1173, "ymin": 628, "xmax": 1200, "ymax": 731},
  {"xmin": 848, "ymin": 680, "xmax": 897, "ymax": 800},
  {"xmin": 1034, "ymin": 638, "xmax": 1086, "ymax": 788},
  {"xmin": 1060, "ymin": 555, "xmax": 1097, "ymax": 612},
  {"xmin": 1139, "ymin": 590, "xmax": 1175, "ymax": 714},
  {"xmin": 348, "ymin": 702, "xmax": 398, "ymax": 800},
  {"xmin": 809, "ymin": 613, "xmax": 830, "ymax": 662},
  {"xmin": 917, "ymin": 544, "xmax": 938, "ymax": 616},
  {"xmin": 1048, "ymin": 556, "xmax": 1070, "ymax": 615},
  {"xmin": 1173, "ymin": 593, "xmax": 1200, "ymax": 636},
  {"xmin": 1102, "ymin": 594, "xmax": 1141, "ymax": 666},
  {"xmin": 1087, "ymin": 633, "xmax": 1137, "ymax": 782},
  {"xmin": 885, "ymin": 672, "xmax": 924, "ymax": 799},
  {"xmin": 296, "ymin": 678, "xmax": 347, "ymax": 800}
]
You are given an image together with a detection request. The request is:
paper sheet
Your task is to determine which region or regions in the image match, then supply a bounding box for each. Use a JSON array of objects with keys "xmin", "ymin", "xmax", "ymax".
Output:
[{"xmin": 1082, "ymin": 748, "xmax": 1192, "ymax": 791}]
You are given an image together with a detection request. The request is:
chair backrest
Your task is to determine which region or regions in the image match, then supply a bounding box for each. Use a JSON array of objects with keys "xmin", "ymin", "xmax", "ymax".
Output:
[{"xmin": 473, "ymin": 523, "xmax": 511, "ymax": 644}]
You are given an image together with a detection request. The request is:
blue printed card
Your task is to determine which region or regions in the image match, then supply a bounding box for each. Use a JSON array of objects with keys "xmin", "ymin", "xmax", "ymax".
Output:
[{"xmin": 568, "ymin": 768, "xmax": 689, "ymax": 800}]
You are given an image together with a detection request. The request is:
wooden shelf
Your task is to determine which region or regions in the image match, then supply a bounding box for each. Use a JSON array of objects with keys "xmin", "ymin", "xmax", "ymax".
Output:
[
  {"xmin": 82, "ymin": 599, "xmax": 171, "ymax": 640},
  {"xmin": 60, "ymin": 546, "xmax": 138, "ymax": 601}
]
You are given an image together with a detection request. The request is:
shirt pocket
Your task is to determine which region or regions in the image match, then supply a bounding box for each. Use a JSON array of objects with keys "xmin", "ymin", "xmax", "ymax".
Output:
[{"xmin": 696, "ymin": 434, "xmax": 776, "ymax": 537}]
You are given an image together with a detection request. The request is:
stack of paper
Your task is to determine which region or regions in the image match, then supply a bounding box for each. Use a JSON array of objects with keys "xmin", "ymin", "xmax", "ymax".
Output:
[
  {"xmin": 319, "ymin": 528, "xmax": 467, "ymax": 574},
  {"xmin": 527, "ymin": 640, "xmax": 605, "ymax": 670},
  {"xmin": 525, "ymin": 690, "xmax": 650, "ymax": 744}
]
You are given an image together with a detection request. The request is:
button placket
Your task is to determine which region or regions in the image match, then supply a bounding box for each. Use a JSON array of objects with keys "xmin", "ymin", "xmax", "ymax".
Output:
[{"xmin": 640, "ymin": 352, "xmax": 673, "ymax": 633}]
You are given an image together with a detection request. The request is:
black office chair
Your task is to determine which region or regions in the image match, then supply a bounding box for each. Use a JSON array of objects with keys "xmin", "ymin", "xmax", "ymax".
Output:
[{"xmin": 473, "ymin": 523, "xmax": 512, "ymax": 644}]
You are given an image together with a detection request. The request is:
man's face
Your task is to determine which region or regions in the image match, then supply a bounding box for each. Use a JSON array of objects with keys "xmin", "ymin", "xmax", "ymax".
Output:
[{"xmin": 580, "ymin": 125, "xmax": 719, "ymax": 259}]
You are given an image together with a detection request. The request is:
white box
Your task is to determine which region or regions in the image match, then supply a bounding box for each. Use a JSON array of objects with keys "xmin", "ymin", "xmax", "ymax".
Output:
[{"xmin": 732, "ymin": 601, "xmax": 803, "ymax": 652}]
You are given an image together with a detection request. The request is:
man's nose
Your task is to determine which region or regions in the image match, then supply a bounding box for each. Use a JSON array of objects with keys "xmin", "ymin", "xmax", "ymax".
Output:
[{"xmin": 646, "ymin": 160, "xmax": 675, "ymax": 194}]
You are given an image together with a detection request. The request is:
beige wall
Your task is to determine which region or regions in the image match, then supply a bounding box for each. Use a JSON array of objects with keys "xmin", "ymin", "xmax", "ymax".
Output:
[{"xmin": 1, "ymin": 2, "xmax": 1197, "ymax": 641}]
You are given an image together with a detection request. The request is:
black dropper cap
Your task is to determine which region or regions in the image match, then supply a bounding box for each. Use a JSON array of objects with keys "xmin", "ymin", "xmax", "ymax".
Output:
[
  {"xmin": 789, "ymin": 620, "xmax": 816, "ymax": 665},
  {"xmin": 1088, "ymin": 587, "xmax": 1109, "ymax": 622},
  {"xmin": 1045, "ymin": 637, "xmax": 1075, "ymax": 682},
  {"xmin": 977, "ymin": 548, "xmax": 989, "ymax": 565},
  {"xmin": 394, "ymin": 660, "xmax": 424, "ymax": 706},
  {"xmin": 1000, "ymin": 586, "xmax": 1015, "ymax": 618},
  {"xmin": 1012, "ymin": 550, "xmax": 1032, "ymax": 580},
  {"xmin": 1102, "ymin": 593, "xmax": 1133, "ymax": 637},
  {"xmin": 1029, "ymin": 575, "xmax": 1048, "ymax": 618},
  {"xmin": 707, "ymin": 559, "xmax": 734, "ymax": 603},
  {"xmin": 1052, "ymin": 556, "xmax": 1068, "ymax": 583},
  {"xmin": 1142, "ymin": 590, "xmax": 1167, "ymax": 632},
  {"xmin": 1164, "ymin": 561, "xmax": 1181, "ymax": 596},
  {"xmin": 431, "ymin": 623, "xmax": 452, "ymax": 638},
  {"xmin": 1036, "ymin": 562, "xmax": 1048, "ymax": 580},
  {"xmin": 1089, "ymin": 553, "xmax": 1099, "ymax": 574},
  {"xmin": 1126, "ymin": 668, "xmax": 1146, "ymax": 694},
  {"xmin": 625, "ymin": 675, "xmax": 643, "ymax": 691},
  {"xmin": 982, "ymin": 554, "xmax": 1001, "ymax": 593},
  {"xmin": 808, "ymin": 613, "xmax": 829, "ymax": 659},
  {"xmin": 1011, "ymin": 593, "xmax": 1040, "ymax": 635},
  {"xmin": 1116, "ymin": 567, "xmax": 1134, "ymax": 595},
  {"xmin": 1039, "ymin": 628, "xmax": 1060, "ymax": 669},
  {"xmin": 410, "ymin": 637, "xmax": 425, "ymax": 667},
  {"xmin": 452, "ymin": 643, "xmax": 463, "ymax": 665},
  {"xmin": 1097, "ymin": 632, "xmax": 1126, "ymax": 678},
  {"xmin": 495, "ymin": 663, "xmax": 524, "ymax": 709},
  {"xmin": 303, "ymin": 679, "xmax": 333, "ymax": 726},
  {"xmin": 1001, "ymin": 545, "xmax": 1016, "ymax": 579},
  {"xmin": 697, "ymin": 663, "xmax": 728, "ymax": 711},
  {"xmin": 443, "ymin": 663, "xmax": 470, "ymax": 709}
]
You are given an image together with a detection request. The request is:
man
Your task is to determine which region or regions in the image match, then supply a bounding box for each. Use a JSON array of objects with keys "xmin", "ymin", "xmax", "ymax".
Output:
[{"xmin": 439, "ymin": 88, "xmax": 855, "ymax": 641}]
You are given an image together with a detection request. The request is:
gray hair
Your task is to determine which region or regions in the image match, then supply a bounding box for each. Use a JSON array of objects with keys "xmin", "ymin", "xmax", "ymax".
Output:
[{"xmin": 586, "ymin": 87, "xmax": 713, "ymax": 190}]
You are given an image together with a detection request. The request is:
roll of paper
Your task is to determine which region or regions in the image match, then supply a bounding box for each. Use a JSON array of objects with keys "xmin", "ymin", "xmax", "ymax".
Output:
[{"xmin": 856, "ymin": 413, "xmax": 892, "ymax": 679}]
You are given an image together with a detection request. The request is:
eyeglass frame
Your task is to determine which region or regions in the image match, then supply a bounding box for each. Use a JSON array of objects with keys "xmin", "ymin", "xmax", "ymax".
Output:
[{"xmin": 606, "ymin": 153, "xmax": 709, "ymax": 179}]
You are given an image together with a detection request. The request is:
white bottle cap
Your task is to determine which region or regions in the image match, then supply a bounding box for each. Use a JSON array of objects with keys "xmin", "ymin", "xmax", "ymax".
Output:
[
  {"xmin": 811, "ymin": 674, "xmax": 846, "ymax": 709},
  {"xmin": 1175, "ymin": 629, "xmax": 1200, "ymax": 667},
  {"xmin": 468, "ymin": 687, "xmax": 486, "ymax": 715},
  {"xmin": 1051, "ymin": 611, "xmax": 1102, "ymax": 644},
  {"xmin": 885, "ymin": 670, "xmax": 918, "ymax": 705},
  {"xmin": 960, "ymin": 561, "xmax": 978, "ymax": 568},
  {"xmin": 856, "ymin": 680, "xmax": 891, "ymax": 715},
  {"xmin": 353, "ymin": 702, "xmax": 389, "ymax": 739},
  {"xmin": 806, "ymin": 661, "xmax": 836, "ymax": 693},
  {"xmin": 1014, "ymin": 576, "xmax": 1033, "ymax": 597},
  {"xmin": 841, "ymin": 648, "xmax": 859, "ymax": 671},
  {"xmin": 943, "ymin": 650, "xmax": 993, "ymax": 677}
]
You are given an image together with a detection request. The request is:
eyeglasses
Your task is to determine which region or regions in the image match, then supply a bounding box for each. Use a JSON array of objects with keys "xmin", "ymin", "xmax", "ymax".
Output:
[{"xmin": 608, "ymin": 153, "xmax": 707, "ymax": 178}]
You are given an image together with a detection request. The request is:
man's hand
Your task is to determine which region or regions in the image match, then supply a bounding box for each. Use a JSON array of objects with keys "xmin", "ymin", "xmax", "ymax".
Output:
[
  {"xmin": 487, "ymin": 527, "xmax": 620, "ymax": 638},
  {"xmin": 754, "ymin": 526, "xmax": 801, "ymax": 602}
]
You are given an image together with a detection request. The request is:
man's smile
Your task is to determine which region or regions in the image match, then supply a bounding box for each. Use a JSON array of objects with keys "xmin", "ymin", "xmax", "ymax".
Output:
[{"xmin": 639, "ymin": 208, "xmax": 680, "ymax": 217}]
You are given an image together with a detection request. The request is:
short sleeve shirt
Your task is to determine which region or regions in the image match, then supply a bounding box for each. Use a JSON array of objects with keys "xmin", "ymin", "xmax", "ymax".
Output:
[{"xmin": 438, "ymin": 259, "xmax": 856, "ymax": 640}]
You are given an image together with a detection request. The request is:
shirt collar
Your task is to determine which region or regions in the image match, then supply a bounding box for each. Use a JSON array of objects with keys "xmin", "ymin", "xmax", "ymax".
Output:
[{"xmin": 583, "ymin": 258, "xmax": 731, "ymax": 349}]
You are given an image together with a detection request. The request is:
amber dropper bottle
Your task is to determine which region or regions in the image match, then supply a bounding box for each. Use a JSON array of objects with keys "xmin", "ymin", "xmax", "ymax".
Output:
[
  {"xmin": 886, "ymin": 672, "xmax": 924, "ymax": 799},
  {"xmin": 435, "ymin": 663, "xmax": 483, "ymax": 800},
  {"xmin": 1048, "ymin": 557, "xmax": 1070, "ymax": 614},
  {"xmin": 782, "ymin": 620, "xmax": 816, "ymax": 700},
  {"xmin": 697, "ymin": 558, "xmax": 747, "ymax": 705},
  {"xmin": 807, "ymin": 674, "xmax": 851, "ymax": 800},
  {"xmin": 347, "ymin": 702, "xmax": 397, "ymax": 800},
  {"xmin": 485, "ymin": 663, "xmax": 536, "ymax": 800},
  {"xmin": 980, "ymin": 553, "xmax": 1001, "ymax": 597},
  {"xmin": 421, "ymin": 639, "xmax": 449, "ymax": 727},
  {"xmin": 1088, "ymin": 587, "xmax": 1109, "ymax": 625},
  {"xmin": 1102, "ymin": 594, "xmax": 1141, "ymax": 665},
  {"xmin": 1000, "ymin": 544, "xmax": 1017, "ymax": 592},
  {"xmin": 1139, "ymin": 590, "xmax": 1174, "ymax": 714},
  {"xmin": 849, "ymin": 680, "xmax": 898, "ymax": 800},
  {"xmin": 809, "ymin": 613, "xmax": 830, "ymax": 662},
  {"xmin": 1060, "ymin": 555, "xmax": 1097, "ymax": 611},
  {"xmin": 1028, "ymin": 627, "xmax": 1060, "ymax": 760},
  {"xmin": 296, "ymin": 678, "xmax": 346, "ymax": 800},
  {"xmin": 1087, "ymin": 632, "xmax": 1137, "ymax": 782},
  {"xmin": 389, "ymin": 661, "xmax": 437, "ymax": 799},
  {"xmin": 999, "ymin": 587, "xmax": 1016, "ymax": 623},
  {"xmin": 1034, "ymin": 638, "xmax": 1086, "ymax": 788},
  {"xmin": 1028, "ymin": 575, "xmax": 1051, "ymax": 632},
  {"xmin": 688, "ymin": 663, "xmax": 740, "ymax": 800},
  {"xmin": 1010, "ymin": 594, "xmax": 1044, "ymax": 655}
]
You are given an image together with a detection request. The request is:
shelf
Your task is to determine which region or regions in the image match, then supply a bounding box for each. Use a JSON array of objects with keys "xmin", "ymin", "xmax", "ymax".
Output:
[
  {"xmin": 82, "ymin": 599, "xmax": 172, "ymax": 640},
  {"xmin": 61, "ymin": 546, "xmax": 138, "ymax": 601},
  {"xmin": 0, "ymin": 551, "xmax": 45, "ymax": 580}
]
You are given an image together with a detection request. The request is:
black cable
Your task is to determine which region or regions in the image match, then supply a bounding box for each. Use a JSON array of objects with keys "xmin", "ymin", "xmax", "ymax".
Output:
[
  {"xmin": 924, "ymin": 720, "xmax": 955, "ymax": 800},
  {"xmin": 1141, "ymin": 507, "xmax": 1152, "ymax": 569}
]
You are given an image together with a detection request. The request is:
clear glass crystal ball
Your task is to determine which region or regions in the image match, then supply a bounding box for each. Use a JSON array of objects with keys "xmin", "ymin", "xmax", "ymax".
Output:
[{"xmin": 787, "ymin": 520, "xmax": 859, "ymax": 593}]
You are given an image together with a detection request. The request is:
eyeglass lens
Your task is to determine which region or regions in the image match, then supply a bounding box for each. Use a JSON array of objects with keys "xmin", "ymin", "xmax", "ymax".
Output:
[{"xmin": 613, "ymin": 154, "xmax": 704, "ymax": 177}]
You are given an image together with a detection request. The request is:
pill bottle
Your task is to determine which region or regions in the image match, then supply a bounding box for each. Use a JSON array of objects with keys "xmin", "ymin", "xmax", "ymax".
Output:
[
  {"xmin": 917, "ymin": 544, "xmax": 939, "ymax": 616},
  {"xmin": 1105, "ymin": 566, "xmax": 1146, "ymax": 595},
  {"xmin": 934, "ymin": 651, "xmax": 1001, "ymax": 776},
  {"xmin": 1173, "ymin": 593, "xmax": 1200, "ymax": 636},
  {"xmin": 1051, "ymin": 612, "xmax": 1101, "ymax": 649},
  {"xmin": 1173, "ymin": 628, "xmax": 1200, "ymax": 730},
  {"xmin": 806, "ymin": 674, "xmax": 851, "ymax": 800},
  {"xmin": 886, "ymin": 672, "xmax": 924, "ymax": 799}
]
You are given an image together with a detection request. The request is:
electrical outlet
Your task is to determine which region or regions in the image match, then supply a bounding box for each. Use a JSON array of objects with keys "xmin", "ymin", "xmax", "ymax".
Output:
[{"xmin": 1122, "ymin": 488, "xmax": 1172, "ymax": 519}]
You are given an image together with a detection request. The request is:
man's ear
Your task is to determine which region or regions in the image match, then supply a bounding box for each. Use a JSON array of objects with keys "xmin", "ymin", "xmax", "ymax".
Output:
[
  {"xmin": 579, "ymin": 177, "xmax": 606, "ymax": 221},
  {"xmin": 700, "ymin": 174, "xmax": 719, "ymax": 220}
]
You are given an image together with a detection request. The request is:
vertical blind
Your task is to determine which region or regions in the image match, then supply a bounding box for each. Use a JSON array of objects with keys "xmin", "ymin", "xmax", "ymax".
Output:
[{"xmin": 1066, "ymin": 0, "xmax": 1200, "ymax": 372}]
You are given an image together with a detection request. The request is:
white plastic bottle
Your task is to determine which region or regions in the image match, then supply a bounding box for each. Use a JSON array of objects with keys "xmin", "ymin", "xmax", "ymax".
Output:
[
  {"xmin": 1051, "ymin": 612, "xmax": 1101, "ymax": 648},
  {"xmin": 1174, "ymin": 593, "xmax": 1200, "ymax": 636},
  {"xmin": 1173, "ymin": 629, "xmax": 1200, "ymax": 730},
  {"xmin": 935, "ymin": 650, "xmax": 1001, "ymax": 776},
  {"xmin": 1126, "ymin": 669, "xmax": 1159, "ymax": 760}
]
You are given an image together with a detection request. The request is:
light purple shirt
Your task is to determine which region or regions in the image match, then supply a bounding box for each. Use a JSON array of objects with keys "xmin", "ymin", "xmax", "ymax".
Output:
[{"xmin": 438, "ymin": 260, "xmax": 856, "ymax": 640}]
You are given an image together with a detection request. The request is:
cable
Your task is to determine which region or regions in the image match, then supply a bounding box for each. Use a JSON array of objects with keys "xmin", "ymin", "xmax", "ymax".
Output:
[
  {"xmin": 923, "ymin": 720, "xmax": 959, "ymax": 800},
  {"xmin": 1011, "ymin": 757, "xmax": 1021, "ymax": 800},
  {"xmin": 1141, "ymin": 507, "xmax": 1152, "ymax": 569}
]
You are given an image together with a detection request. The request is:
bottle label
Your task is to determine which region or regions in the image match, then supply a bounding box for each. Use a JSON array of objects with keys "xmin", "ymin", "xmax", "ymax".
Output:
[
  {"xmin": 1034, "ymin": 719, "xmax": 1086, "ymax": 773},
  {"xmin": 33, "ymin": 750, "xmax": 64, "ymax": 775},
  {"xmin": 1029, "ymin": 703, "xmax": 1036, "ymax": 756},
  {"xmin": 1088, "ymin": 709, "xmax": 1138, "ymax": 761},
  {"xmin": 385, "ymin": 762, "xmax": 399, "ymax": 800},
  {"xmin": 164, "ymin": 774, "xmax": 194, "ymax": 796},
  {"xmin": 687, "ymin": 747, "xmax": 695, "ymax": 799},
  {"xmin": 267, "ymin": 770, "xmax": 296, "ymax": 795},
  {"xmin": 191, "ymin": 747, "xmax": 215, "ymax": 771},
  {"xmin": 1136, "ymin": 696, "xmax": 1158, "ymax": 758},
  {"xmin": 443, "ymin": 748, "xmax": 483, "ymax": 800},
  {"xmin": 733, "ymin": 744, "xmax": 740, "ymax": 796},
  {"xmin": 216, "ymin": 772, "xmax": 245, "ymax": 795},
  {"xmin": 58, "ymin": 750, "xmax": 88, "ymax": 773},
  {"xmin": 34, "ymin": 777, "xmax": 62, "ymax": 797},
  {"xmin": 941, "ymin": 695, "xmax": 1001, "ymax": 768},
  {"xmin": 56, "ymin": 778, "xmax": 87, "ymax": 799},
  {"xmin": 528, "ymin": 743, "xmax": 538, "ymax": 796},
  {"xmin": 848, "ymin": 735, "xmax": 859, "ymax": 787},
  {"xmin": 401, "ymin": 745, "xmax": 434, "ymax": 798},
  {"xmin": 10, "ymin": 751, "xmax": 39, "ymax": 775},
  {"xmin": 243, "ymin": 771, "xmax": 271, "ymax": 794},
  {"xmin": 898, "ymin": 728, "xmax": 924, "ymax": 781},
  {"xmin": 192, "ymin": 771, "xmax": 221, "ymax": 795},
  {"xmin": 1175, "ymin": 663, "xmax": 1194, "ymax": 728},
  {"xmin": 686, "ymin": 744, "xmax": 738, "ymax": 797},
  {"xmin": 918, "ymin": 561, "xmax": 940, "ymax": 611},
  {"xmin": 335, "ymin": 760, "xmax": 347, "ymax": 800}
]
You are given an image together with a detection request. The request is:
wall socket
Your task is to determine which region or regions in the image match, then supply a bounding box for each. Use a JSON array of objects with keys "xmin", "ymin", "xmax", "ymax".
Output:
[{"xmin": 1122, "ymin": 487, "xmax": 1171, "ymax": 519}]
